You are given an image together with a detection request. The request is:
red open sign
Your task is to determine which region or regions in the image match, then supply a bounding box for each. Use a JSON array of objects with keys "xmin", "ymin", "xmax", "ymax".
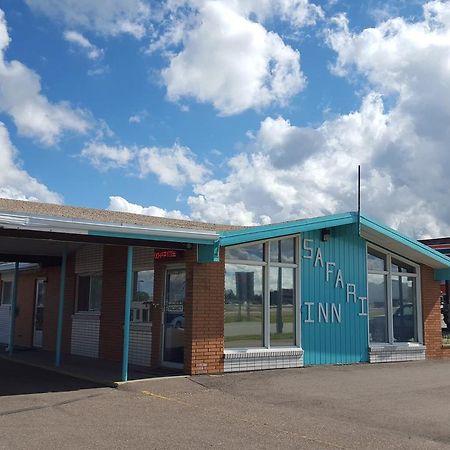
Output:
[{"xmin": 154, "ymin": 250, "xmax": 179, "ymax": 260}]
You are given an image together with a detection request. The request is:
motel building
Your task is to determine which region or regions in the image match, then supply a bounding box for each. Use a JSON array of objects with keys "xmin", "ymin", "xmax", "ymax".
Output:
[{"xmin": 0, "ymin": 198, "xmax": 450, "ymax": 382}]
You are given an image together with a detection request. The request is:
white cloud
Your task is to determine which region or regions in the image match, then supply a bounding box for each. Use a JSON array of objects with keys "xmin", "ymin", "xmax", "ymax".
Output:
[
  {"xmin": 63, "ymin": 30, "xmax": 103, "ymax": 60},
  {"xmin": 138, "ymin": 144, "xmax": 210, "ymax": 187},
  {"xmin": 26, "ymin": 0, "xmax": 151, "ymax": 39},
  {"xmin": 108, "ymin": 196, "xmax": 190, "ymax": 220},
  {"xmin": 187, "ymin": 87, "xmax": 449, "ymax": 237},
  {"xmin": 128, "ymin": 110, "xmax": 148, "ymax": 124},
  {"xmin": 179, "ymin": 2, "xmax": 450, "ymax": 237},
  {"xmin": 80, "ymin": 142, "xmax": 135, "ymax": 171},
  {"xmin": 80, "ymin": 141, "xmax": 210, "ymax": 188},
  {"xmin": 0, "ymin": 9, "xmax": 91, "ymax": 146},
  {"xmin": 158, "ymin": 1, "xmax": 307, "ymax": 115},
  {"xmin": 0, "ymin": 122, "xmax": 62, "ymax": 203}
]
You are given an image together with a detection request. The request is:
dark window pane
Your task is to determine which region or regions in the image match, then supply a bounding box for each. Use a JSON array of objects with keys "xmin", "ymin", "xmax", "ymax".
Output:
[
  {"xmin": 367, "ymin": 249, "xmax": 386, "ymax": 271},
  {"xmin": 224, "ymin": 264, "xmax": 263, "ymax": 348},
  {"xmin": 77, "ymin": 276, "xmax": 90, "ymax": 312},
  {"xmin": 270, "ymin": 239, "xmax": 295, "ymax": 264},
  {"xmin": 2, "ymin": 281, "xmax": 12, "ymax": 305},
  {"xmin": 269, "ymin": 267, "xmax": 295, "ymax": 346},
  {"xmin": 225, "ymin": 244, "xmax": 264, "ymax": 262},
  {"xmin": 392, "ymin": 276, "xmax": 417, "ymax": 342},
  {"xmin": 90, "ymin": 276, "xmax": 102, "ymax": 311},
  {"xmin": 368, "ymin": 273, "xmax": 388, "ymax": 343}
]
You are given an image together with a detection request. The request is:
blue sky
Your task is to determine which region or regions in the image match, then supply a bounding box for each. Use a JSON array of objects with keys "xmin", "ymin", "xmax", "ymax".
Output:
[{"xmin": 0, "ymin": 0, "xmax": 448, "ymax": 238}]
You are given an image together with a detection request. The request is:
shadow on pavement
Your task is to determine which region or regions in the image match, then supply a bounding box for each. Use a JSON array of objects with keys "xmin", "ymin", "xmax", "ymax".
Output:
[{"xmin": 0, "ymin": 358, "xmax": 103, "ymax": 396}]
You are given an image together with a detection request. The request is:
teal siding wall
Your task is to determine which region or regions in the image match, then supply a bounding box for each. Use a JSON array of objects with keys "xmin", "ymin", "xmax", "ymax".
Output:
[{"xmin": 301, "ymin": 223, "xmax": 368, "ymax": 365}]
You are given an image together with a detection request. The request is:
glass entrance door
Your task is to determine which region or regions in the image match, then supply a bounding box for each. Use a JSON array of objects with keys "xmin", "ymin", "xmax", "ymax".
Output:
[
  {"xmin": 33, "ymin": 279, "xmax": 46, "ymax": 348},
  {"xmin": 162, "ymin": 269, "xmax": 186, "ymax": 366}
]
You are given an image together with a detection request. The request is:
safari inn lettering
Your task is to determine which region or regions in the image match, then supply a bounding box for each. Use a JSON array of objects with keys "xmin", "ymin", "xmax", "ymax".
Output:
[{"xmin": 302, "ymin": 238, "xmax": 368, "ymax": 324}]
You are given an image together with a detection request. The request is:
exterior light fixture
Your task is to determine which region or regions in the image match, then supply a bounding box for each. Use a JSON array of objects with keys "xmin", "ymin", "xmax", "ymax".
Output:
[{"xmin": 321, "ymin": 229, "xmax": 331, "ymax": 242}]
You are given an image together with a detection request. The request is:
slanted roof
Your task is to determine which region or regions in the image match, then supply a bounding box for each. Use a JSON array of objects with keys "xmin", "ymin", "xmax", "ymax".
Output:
[
  {"xmin": 219, "ymin": 211, "xmax": 450, "ymax": 271},
  {"xmin": 0, "ymin": 198, "xmax": 238, "ymax": 233}
]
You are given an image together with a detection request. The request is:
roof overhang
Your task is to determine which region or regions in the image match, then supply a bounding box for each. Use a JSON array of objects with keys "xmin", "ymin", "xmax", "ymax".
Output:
[
  {"xmin": 0, "ymin": 211, "xmax": 221, "ymax": 264},
  {"xmin": 0, "ymin": 212, "xmax": 219, "ymax": 245},
  {"xmin": 359, "ymin": 215, "xmax": 450, "ymax": 272},
  {"xmin": 219, "ymin": 212, "xmax": 356, "ymax": 246}
]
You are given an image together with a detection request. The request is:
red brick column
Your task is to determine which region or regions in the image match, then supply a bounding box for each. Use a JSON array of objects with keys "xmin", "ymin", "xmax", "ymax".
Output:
[
  {"xmin": 184, "ymin": 248, "xmax": 225, "ymax": 375},
  {"xmin": 99, "ymin": 245, "xmax": 127, "ymax": 362},
  {"xmin": 421, "ymin": 265, "xmax": 450, "ymax": 358}
]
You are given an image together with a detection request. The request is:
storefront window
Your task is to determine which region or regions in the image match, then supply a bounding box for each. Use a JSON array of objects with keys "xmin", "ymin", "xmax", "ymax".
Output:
[
  {"xmin": 392, "ymin": 276, "xmax": 417, "ymax": 342},
  {"xmin": 225, "ymin": 265, "xmax": 263, "ymax": 348},
  {"xmin": 225, "ymin": 237, "xmax": 298, "ymax": 349},
  {"xmin": 368, "ymin": 274, "xmax": 388, "ymax": 343},
  {"xmin": 269, "ymin": 267, "xmax": 295, "ymax": 346},
  {"xmin": 132, "ymin": 270, "xmax": 154, "ymax": 323},
  {"xmin": 367, "ymin": 246, "xmax": 419, "ymax": 344}
]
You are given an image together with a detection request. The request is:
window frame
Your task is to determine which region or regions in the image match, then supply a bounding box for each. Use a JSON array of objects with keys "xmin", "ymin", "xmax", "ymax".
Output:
[
  {"xmin": 75, "ymin": 273, "xmax": 103, "ymax": 314},
  {"xmin": 224, "ymin": 235, "xmax": 300, "ymax": 350},
  {"xmin": 367, "ymin": 243, "xmax": 423, "ymax": 345}
]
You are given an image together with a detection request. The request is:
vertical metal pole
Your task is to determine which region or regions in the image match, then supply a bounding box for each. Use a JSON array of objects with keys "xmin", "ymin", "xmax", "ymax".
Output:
[
  {"xmin": 8, "ymin": 262, "xmax": 19, "ymax": 356},
  {"xmin": 357, "ymin": 164, "xmax": 361, "ymax": 215},
  {"xmin": 55, "ymin": 250, "xmax": 67, "ymax": 367},
  {"xmin": 122, "ymin": 246, "xmax": 133, "ymax": 382}
]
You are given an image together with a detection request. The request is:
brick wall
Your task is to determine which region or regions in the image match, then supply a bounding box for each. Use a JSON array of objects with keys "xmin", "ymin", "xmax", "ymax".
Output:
[
  {"xmin": 75, "ymin": 244, "xmax": 103, "ymax": 273},
  {"xmin": 421, "ymin": 265, "xmax": 450, "ymax": 358},
  {"xmin": 98, "ymin": 245, "xmax": 127, "ymax": 362}
]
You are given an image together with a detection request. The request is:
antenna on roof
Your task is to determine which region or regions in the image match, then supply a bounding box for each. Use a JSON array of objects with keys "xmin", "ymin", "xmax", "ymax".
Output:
[
  {"xmin": 357, "ymin": 164, "xmax": 361, "ymax": 230},
  {"xmin": 357, "ymin": 164, "xmax": 361, "ymax": 215}
]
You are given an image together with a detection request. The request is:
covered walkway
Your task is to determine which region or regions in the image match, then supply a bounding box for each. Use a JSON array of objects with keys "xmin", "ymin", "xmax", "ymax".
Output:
[{"xmin": 0, "ymin": 346, "xmax": 182, "ymax": 387}]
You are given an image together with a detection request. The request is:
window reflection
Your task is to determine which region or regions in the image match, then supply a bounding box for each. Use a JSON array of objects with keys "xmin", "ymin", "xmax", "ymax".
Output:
[
  {"xmin": 367, "ymin": 249, "xmax": 386, "ymax": 271},
  {"xmin": 225, "ymin": 264, "xmax": 263, "ymax": 348},
  {"xmin": 392, "ymin": 276, "xmax": 417, "ymax": 342},
  {"xmin": 270, "ymin": 239, "xmax": 295, "ymax": 264},
  {"xmin": 391, "ymin": 259, "xmax": 416, "ymax": 274},
  {"xmin": 368, "ymin": 273, "xmax": 388, "ymax": 343},
  {"xmin": 225, "ymin": 243, "xmax": 263, "ymax": 261},
  {"xmin": 131, "ymin": 270, "xmax": 154, "ymax": 323},
  {"xmin": 269, "ymin": 267, "xmax": 295, "ymax": 346}
]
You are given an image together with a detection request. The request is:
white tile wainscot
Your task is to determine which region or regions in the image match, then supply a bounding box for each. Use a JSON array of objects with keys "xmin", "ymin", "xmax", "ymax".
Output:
[
  {"xmin": 71, "ymin": 313, "xmax": 100, "ymax": 358},
  {"xmin": 224, "ymin": 348, "xmax": 304, "ymax": 372},
  {"xmin": 129, "ymin": 323, "xmax": 152, "ymax": 367},
  {"xmin": 369, "ymin": 344, "xmax": 426, "ymax": 363}
]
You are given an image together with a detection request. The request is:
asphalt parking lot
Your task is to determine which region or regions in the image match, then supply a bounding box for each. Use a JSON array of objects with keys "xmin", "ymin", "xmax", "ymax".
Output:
[{"xmin": 1, "ymin": 358, "xmax": 450, "ymax": 449}]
